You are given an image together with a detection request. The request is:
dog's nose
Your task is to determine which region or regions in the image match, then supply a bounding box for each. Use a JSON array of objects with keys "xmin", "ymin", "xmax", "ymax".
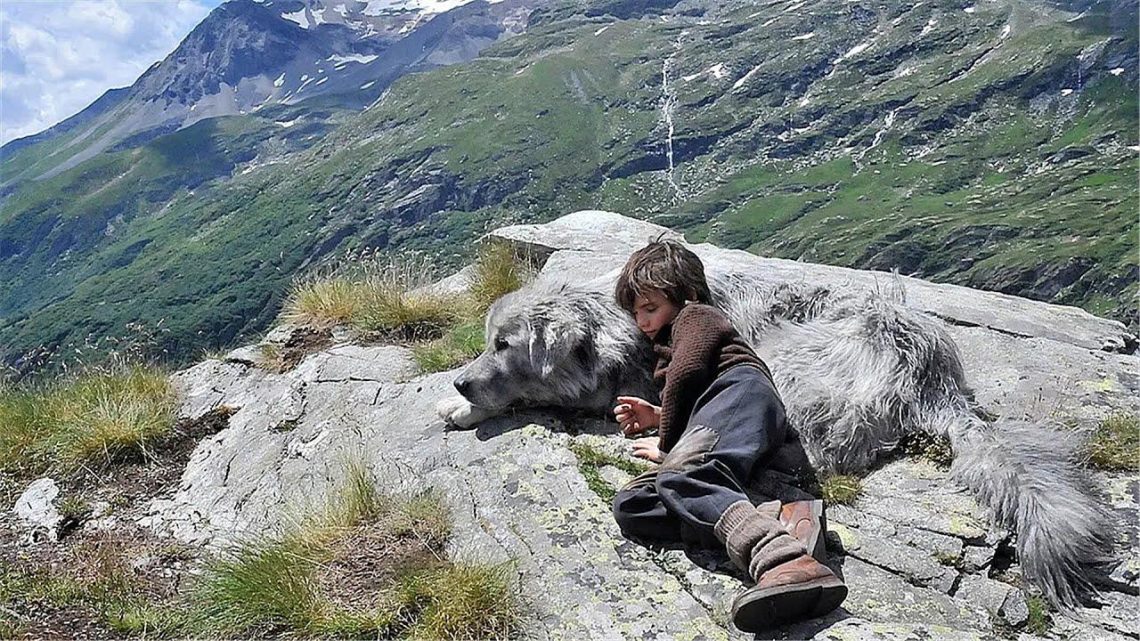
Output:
[{"xmin": 454, "ymin": 377, "xmax": 471, "ymax": 397}]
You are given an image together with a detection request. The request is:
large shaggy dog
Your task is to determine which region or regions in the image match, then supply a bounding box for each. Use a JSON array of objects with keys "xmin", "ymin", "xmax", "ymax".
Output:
[{"xmin": 435, "ymin": 273, "xmax": 1115, "ymax": 608}]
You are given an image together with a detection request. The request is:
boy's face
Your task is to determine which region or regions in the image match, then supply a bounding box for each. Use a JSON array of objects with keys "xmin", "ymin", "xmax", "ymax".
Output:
[{"xmin": 633, "ymin": 289, "xmax": 681, "ymax": 340}]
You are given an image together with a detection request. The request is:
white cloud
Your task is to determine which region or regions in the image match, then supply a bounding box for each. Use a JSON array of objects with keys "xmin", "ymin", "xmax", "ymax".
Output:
[{"xmin": 0, "ymin": 0, "xmax": 220, "ymax": 146}]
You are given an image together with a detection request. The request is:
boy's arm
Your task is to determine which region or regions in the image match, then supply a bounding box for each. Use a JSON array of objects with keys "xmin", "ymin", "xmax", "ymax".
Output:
[{"xmin": 657, "ymin": 306, "xmax": 728, "ymax": 452}]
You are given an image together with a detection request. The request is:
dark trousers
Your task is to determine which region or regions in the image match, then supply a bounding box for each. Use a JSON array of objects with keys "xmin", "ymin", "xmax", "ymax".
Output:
[{"xmin": 612, "ymin": 365, "xmax": 787, "ymax": 549}]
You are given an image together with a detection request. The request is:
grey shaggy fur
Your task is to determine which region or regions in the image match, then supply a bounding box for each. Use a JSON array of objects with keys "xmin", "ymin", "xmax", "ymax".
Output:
[{"xmin": 438, "ymin": 275, "xmax": 1115, "ymax": 608}]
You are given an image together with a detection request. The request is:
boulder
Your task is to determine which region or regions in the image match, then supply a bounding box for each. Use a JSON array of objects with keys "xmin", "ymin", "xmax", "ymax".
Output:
[
  {"xmin": 145, "ymin": 211, "xmax": 1139, "ymax": 639},
  {"xmin": 13, "ymin": 477, "xmax": 62, "ymax": 543}
]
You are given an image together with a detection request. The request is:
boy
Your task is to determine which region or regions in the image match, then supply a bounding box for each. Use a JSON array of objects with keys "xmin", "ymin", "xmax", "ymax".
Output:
[{"xmin": 611, "ymin": 238, "xmax": 847, "ymax": 632}]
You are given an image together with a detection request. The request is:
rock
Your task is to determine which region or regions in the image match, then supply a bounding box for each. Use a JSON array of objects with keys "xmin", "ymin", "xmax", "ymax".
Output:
[
  {"xmin": 414, "ymin": 264, "xmax": 474, "ymax": 298},
  {"xmin": 954, "ymin": 575, "xmax": 1028, "ymax": 627},
  {"xmin": 223, "ymin": 344, "xmax": 264, "ymax": 366},
  {"xmin": 490, "ymin": 210, "xmax": 684, "ymax": 263},
  {"xmin": 828, "ymin": 522, "xmax": 958, "ymax": 593},
  {"xmin": 13, "ymin": 477, "xmax": 63, "ymax": 543},
  {"xmin": 961, "ymin": 545, "xmax": 996, "ymax": 573},
  {"xmin": 147, "ymin": 211, "xmax": 1139, "ymax": 639},
  {"xmin": 291, "ymin": 345, "xmax": 416, "ymax": 383},
  {"xmin": 839, "ymin": 557, "xmax": 990, "ymax": 630}
]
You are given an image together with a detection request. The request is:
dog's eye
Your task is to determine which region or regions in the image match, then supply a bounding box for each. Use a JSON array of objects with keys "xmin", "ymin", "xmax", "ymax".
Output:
[{"xmin": 493, "ymin": 337, "xmax": 509, "ymax": 351}]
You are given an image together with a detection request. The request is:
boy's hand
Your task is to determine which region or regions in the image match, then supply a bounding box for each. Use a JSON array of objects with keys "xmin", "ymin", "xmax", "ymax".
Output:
[
  {"xmin": 613, "ymin": 396, "xmax": 661, "ymax": 437},
  {"xmin": 631, "ymin": 437, "xmax": 664, "ymax": 463}
]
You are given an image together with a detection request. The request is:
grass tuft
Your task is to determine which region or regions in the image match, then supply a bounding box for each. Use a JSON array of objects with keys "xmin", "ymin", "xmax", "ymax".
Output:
[
  {"xmin": 468, "ymin": 241, "xmax": 537, "ymax": 313},
  {"xmin": 282, "ymin": 254, "xmax": 461, "ymax": 339},
  {"xmin": 820, "ymin": 474, "xmax": 863, "ymax": 506},
  {"xmin": 276, "ymin": 242, "xmax": 534, "ymax": 374},
  {"xmin": 1086, "ymin": 413, "xmax": 1139, "ymax": 472},
  {"xmin": 399, "ymin": 562, "xmax": 523, "ymax": 640},
  {"xmin": 412, "ymin": 319, "xmax": 486, "ymax": 373},
  {"xmin": 0, "ymin": 365, "xmax": 176, "ymax": 475},
  {"xmin": 185, "ymin": 462, "xmax": 521, "ymax": 639},
  {"xmin": 1025, "ymin": 594, "xmax": 1054, "ymax": 636}
]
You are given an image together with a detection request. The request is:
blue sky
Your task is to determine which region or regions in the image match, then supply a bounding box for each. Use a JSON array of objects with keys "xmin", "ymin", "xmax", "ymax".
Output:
[{"xmin": 1, "ymin": 0, "xmax": 226, "ymax": 145}]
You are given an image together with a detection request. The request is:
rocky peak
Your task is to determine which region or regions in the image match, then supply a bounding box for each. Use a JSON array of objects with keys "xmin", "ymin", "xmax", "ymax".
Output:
[{"xmin": 132, "ymin": 0, "xmax": 320, "ymax": 106}]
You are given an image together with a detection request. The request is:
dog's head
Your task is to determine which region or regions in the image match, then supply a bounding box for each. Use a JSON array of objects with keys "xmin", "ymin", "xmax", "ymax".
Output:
[{"xmin": 453, "ymin": 283, "xmax": 649, "ymax": 411}]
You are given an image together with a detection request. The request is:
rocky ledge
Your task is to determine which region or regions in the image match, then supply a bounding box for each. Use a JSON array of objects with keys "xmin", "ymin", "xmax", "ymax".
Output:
[{"xmin": 23, "ymin": 212, "xmax": 1138, "ymax": 640}]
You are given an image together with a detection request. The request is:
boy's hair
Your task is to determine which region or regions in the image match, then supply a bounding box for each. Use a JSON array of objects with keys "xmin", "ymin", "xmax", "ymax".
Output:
[{"xmin": 615, "ymin": 237, "xmax": 711, "ymax": 312}]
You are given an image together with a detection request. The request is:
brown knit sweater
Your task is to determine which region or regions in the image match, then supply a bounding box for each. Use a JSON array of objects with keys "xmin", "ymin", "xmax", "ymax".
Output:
[{"xmin": 652, "ymin": 304, "xmax": 773, "ymax": 453}]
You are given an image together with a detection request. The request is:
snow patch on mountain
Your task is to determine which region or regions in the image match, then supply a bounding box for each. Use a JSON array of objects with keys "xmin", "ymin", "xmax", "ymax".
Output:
[
  {"xmin": 329, "ymin": 53, "xmax": 379, "ymax": 65},
  {"xmin": 282, "ymin": 8, "xmax": 310, "ymax": 28}
]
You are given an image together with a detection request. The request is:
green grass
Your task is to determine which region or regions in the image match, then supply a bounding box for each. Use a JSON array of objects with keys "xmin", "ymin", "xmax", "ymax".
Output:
[
  {"xmin": 282, "ymin": 254, "xmax": 461, "ymax": 339},
  {"xmin": 1025, "ymin": 594, "xmax": 1054, "ymax": 636},
  {"xmin": 468, "ymin": 239, "xmax": 538, "ymax": 313},
  {"xmin": 569, "ymin": 440, "xmax": 653, "ymax": 503},
  {"xmin": 281, "ymin": 236, "xmax": 535, "ymax": 374},
  {"xmin": 819, "ymin": 474, "xmax": 863, "ymax": 506},
  {"xmin": 0, "ymin": 365, "xmax": 177, "ymax": 475},
  {"xmin": 1086, "ymin": 413, "xmax": 1139, "ymax": 472},
  {"xmin": 0, "ymin": 539, "xmax": 186, "ymax": 638},
  {"xmin": 185, "ymin": 462, "xmax": 523, "ymax": 639},
  {"xmin": 412, "ymin": 318, "xmax": 486, "ymax": 373}
]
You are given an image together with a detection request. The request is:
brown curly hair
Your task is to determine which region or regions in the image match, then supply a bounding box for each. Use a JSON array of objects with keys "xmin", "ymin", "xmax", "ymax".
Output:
[{"xmin": 614, "ymin": 237, "xmax": 711, "ymax": 312}]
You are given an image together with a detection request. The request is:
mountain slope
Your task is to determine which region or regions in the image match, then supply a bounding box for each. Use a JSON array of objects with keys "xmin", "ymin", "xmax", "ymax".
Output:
[
  {"xmin": 1, "ymin": 0, "xmax": 1135, "ymax": 371},
  {"xmin": 0, "ymin": 0, "xmax": 537, "ymax": 185}
]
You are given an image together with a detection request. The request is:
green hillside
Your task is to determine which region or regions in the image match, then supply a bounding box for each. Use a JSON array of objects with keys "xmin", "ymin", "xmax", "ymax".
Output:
[{"xmin": 1, "ymin": 0, "xmax": 1136, "ymax": 371}]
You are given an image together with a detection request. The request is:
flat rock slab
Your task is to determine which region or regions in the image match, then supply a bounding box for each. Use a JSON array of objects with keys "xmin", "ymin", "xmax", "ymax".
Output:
[
  {"xmin": 151, "ymin": 211, "xmax": 1139, "ymax": 639},
  {"xmin": 491, "ymin": 211, "xmax": 1135, "ymax": 353}
]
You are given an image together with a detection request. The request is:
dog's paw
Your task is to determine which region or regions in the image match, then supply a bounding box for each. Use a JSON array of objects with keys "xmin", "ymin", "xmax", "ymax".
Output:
[{"xmin": 436, "ymin": 396, "xmax": 493, "ymax": 429}]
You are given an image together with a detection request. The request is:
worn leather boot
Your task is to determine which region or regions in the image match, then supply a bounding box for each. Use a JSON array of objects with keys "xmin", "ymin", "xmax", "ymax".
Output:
[
  {"xmin": 780, "ymin": 499, "xmax": 826, "ymax": 562},
  {"xmin": 715, "ymin": 500, "xmax": 847, "ymax": 633},
  {"xmin": 731, "ymin": 553, "xmax": 847, "ymax": 632}
]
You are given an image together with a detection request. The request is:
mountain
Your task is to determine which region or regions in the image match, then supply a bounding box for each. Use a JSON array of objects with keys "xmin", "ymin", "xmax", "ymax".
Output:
[
  {"xmin": 0, "ymin": 0, "xmax": 538, "ymax": 184},
  {"xmin": 0, "ymin": 0, "xmax": 1136, "ymax": 373}
]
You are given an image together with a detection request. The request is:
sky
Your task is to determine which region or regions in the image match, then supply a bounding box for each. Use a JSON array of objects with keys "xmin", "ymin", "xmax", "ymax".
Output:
[{"xmin": 0, "ymin": 0, "xmax": 226, "ymax": 146}]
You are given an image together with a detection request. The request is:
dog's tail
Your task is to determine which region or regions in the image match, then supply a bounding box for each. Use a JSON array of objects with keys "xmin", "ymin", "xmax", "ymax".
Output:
[{"xmin": 937, "ymin": 408, "xmax": 1116, "ymax": 608}]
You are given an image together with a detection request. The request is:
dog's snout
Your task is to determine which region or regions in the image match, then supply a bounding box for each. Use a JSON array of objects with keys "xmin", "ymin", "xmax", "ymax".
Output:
[{"xmin": 454, "ymin": 377, "xmax": 471, "ymax": 397}]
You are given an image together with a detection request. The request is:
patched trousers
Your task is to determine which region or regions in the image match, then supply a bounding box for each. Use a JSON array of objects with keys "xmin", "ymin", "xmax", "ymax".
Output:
[{"xmin": 612, "ymin": 364, "xmax": 787, "ymax": 549}]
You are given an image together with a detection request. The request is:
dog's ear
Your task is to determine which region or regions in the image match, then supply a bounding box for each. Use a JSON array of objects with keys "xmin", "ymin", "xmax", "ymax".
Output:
[{"xmin": 529, "ymin": 317, "xmax": 587, "ymax": 378}]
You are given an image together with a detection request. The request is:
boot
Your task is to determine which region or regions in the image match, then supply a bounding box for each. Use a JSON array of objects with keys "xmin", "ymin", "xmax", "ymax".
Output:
[
  {"xmin": 732, "ymin": 554, "xmax": 847, "ymax": 630},
  {"xmin": 715, "ymin": 500, "xmax": 847, "ymax": 632},
  {"xmin": 780, "ymin": 499, "xmax": 826, "ymax": 562}
]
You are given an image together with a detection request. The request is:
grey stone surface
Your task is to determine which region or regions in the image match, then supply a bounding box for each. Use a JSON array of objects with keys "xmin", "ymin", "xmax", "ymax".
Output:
[
  {"xmin": 223, "ymin": 344, "xmax": 265, "ymax": 366},
  {"xmin": 13, "ymin": 477, "xmax": 62, "ymax": 543},
  {"xmin": 491, "ymin": 210, "xmax": 685, "ymax": 262},
  {"xmin": 492, "ymin": 212, "xmax": 1135, "ymax": 354},
  {"xmin": 961, "ymin": 545, "xmax": 997, "ymax": 573},
  {"xmin": 147, "ymin": 211, "xmax": 1139, "ymax": 639},
  {"xmin": 854, "ymin": 460, "xmax": 998, "ymax": 542},
  {"xmin": 829, "ymin": 521, "xmax": 958, "ymax": 593},
  {"xmin": 956, "ymin": 575, "xmax": 1029, "ymax": 628},
  {"xmin": 839, "ymin": 557, "xmax": 991, "ymax": 630}
]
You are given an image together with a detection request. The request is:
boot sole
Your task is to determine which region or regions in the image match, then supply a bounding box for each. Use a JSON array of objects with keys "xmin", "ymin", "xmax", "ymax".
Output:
[{"xmin": 731, "ymin": 575, "xmax": 847, "ymax": 632}]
